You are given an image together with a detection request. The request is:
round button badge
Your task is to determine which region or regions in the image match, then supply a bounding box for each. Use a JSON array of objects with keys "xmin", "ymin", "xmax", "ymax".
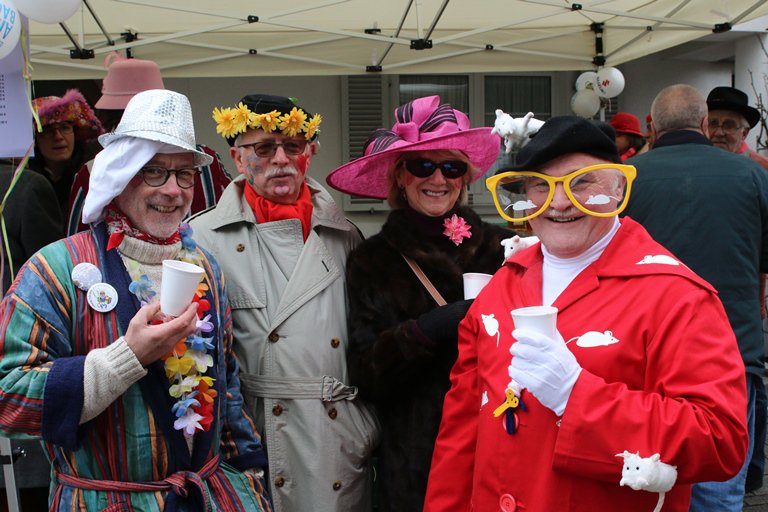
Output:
[
  {"xmin": 71, "ymin": 263, "xmax": 102, "ymax": 291},
  {"xmin": 87, "ymin": 283, "xmax": 118, "ymax": 313}
]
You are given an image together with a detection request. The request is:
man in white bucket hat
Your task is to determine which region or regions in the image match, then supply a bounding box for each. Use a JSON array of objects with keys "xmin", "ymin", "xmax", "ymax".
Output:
[
  {"xmin": 66, "ymin": 53, "xmax": 231, "ymax": 236},
  {"xmin": 0, "ymin": 89, "xmax": 271, "ymax": 511}
]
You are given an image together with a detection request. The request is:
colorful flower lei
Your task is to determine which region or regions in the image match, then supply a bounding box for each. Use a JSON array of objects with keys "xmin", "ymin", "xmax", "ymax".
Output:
[
  {"xmin": 212, "ymin": 101, "xmax": 322, "ymax": 140},
  {"xmin": 125, "ymin": 224, "xmax": 217, "ymax": 438}
]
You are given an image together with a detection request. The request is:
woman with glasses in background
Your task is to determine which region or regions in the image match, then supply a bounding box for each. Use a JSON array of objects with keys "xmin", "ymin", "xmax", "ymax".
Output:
[
  {"xmin": 28, "ymin": 90, "xmax": 104, "ymax": 230},
  {"xmin": 326, "ymin": 95, "xmax": 513, "ymax": 512}
]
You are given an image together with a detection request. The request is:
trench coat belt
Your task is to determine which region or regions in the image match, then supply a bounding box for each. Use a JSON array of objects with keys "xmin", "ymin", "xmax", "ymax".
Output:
[{"xmin": 239, "ymin": 373, "xmax": 358, "ymax": 402}]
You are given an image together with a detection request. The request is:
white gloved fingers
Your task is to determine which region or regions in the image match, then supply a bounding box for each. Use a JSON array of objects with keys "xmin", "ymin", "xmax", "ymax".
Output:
[
  {"xmin": 509, "ymin": 340, "xmax": 542, "ymax": 359},
  {"xmin": 508, "ymin": 326, "xmax": 582, "ymax": 416},
  {"xmin": 511, "ymin": 345, "xmax": 571, "ymax": 382},
  {"xmin": 512, "ymin": 327, "xmax": 565, "ymax": 349}
]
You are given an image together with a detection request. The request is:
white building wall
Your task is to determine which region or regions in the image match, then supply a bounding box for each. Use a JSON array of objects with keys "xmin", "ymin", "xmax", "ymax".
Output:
[{"xmin": 617, "ymin": 55, "xmax": 732, "ymax": 129}]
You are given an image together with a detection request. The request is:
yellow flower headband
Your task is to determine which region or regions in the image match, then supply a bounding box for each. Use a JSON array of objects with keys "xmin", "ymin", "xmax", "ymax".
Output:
[{"xmin": 212, "ymin": 102, "xmax": 322, "ymax": 141}]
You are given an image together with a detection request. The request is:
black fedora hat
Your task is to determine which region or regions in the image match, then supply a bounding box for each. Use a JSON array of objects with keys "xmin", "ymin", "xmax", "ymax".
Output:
[{"xmin": 706, "ymin": 86, "xmax": 761, "ymax": 129}]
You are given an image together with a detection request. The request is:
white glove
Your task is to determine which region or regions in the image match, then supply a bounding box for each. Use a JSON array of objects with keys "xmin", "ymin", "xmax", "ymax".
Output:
[
  {"xmin": 501, "ymin": 236, "xmax": 540, "ymax": 260},
  {"xmin": 509, "ymin": 327, "xmax": 581, "ymax": 416}
]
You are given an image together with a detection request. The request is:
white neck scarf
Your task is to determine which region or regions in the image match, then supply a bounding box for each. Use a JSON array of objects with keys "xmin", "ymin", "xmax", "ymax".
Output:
[{"xmin": 541, "ymin": 217, "xmax": 620, "ymax": 306}]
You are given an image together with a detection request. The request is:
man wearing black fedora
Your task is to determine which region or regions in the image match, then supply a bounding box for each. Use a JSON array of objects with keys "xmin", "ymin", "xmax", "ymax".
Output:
[{"xmin": 707, "ymin": 86, "xmax": 768, "ymax": 169}]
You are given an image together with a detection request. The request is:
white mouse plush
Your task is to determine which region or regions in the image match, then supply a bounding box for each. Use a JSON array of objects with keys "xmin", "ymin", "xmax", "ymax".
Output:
[
  {"xmin": 501, "ymin": 235, "xmax": 540, "ymax": 261},
  {"xmin": 490, "ymin": 110, "xmax": 545, "ymax": 154},
  {"xmin": 616, "ymin": 451, "xmax": 677, "ymax": 512}
]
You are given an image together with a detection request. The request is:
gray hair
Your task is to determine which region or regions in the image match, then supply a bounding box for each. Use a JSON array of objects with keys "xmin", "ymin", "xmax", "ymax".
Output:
[{"xmin": 651, "ymin": 84, "xmax": 707, "ymax": 136}]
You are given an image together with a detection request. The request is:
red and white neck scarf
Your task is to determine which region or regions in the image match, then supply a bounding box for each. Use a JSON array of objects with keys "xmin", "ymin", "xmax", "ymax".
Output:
[{"xmin": 104, "ymin": 205, "xmax": 181, "ymax": 251}]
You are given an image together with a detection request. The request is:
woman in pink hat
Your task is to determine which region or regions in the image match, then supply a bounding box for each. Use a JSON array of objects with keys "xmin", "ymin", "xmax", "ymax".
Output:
[
  {"xmin": 609, "ymin": 111, "xmax": 649, "ymax": 161},
  {"xmin": 326, "ymin": 95, "xmax": 513, "ymax": 512},
  {"xmin": 28, "ymin": 89, "xmax": 103, "ymax": 228}
]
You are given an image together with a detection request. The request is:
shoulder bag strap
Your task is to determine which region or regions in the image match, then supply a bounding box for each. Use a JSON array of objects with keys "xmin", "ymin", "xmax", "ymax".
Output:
[{"xmin": 401, "ymin": 254, "xmax": 447, "ymax": 306}]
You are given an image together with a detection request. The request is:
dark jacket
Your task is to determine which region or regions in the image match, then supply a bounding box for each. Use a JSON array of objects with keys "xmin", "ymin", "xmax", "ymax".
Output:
[
  {"xmin": 0, "ymin": 165, "xmax": 63, "ymax": 293},
  {"xmin": 623, "ymin": 130, "xmax": 768, "ymax": 378},
  {"xmin": 345, "ymin": 205, "xmax": 511, "ymax": 512}
]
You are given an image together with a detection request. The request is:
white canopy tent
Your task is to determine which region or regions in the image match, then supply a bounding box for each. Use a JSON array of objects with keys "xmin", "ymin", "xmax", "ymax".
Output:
[{"xmin": 25, "ymin": 0, "xmax": 768, "ymax": 79}]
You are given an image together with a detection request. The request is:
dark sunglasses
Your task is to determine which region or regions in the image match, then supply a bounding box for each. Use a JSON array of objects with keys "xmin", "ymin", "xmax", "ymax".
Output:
[{"xmin": 403, "ymin": 159, "xmax": 469, "ymax": 179}]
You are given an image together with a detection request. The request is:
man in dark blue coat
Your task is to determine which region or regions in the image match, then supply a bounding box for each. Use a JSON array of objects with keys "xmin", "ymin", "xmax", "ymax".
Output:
[{"xmin": 622, "ymin": 83, "xmax": 768, "ymax": 511}]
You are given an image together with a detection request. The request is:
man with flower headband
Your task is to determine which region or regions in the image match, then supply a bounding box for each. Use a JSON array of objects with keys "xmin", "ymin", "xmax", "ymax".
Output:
[
  {"xmin": 0, "ymin": 89, "xmax": 271, "ymax": 511},
  {"xmin": 425, "ymin": 116, "xmax": 748, "ymax": 511},
  {"xmin": 189, "ymin": 94, "xmax": 379, "ymax": 511}
]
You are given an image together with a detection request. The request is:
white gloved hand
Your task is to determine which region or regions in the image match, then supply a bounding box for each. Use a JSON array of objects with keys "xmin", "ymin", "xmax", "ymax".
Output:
[
  {"xmin": 509, "ymin": 327, "xmax": 581, "ymax": 416},
  {"xmin": 501, "ymin": 236, "xmax": 540, "ymax": 260}
]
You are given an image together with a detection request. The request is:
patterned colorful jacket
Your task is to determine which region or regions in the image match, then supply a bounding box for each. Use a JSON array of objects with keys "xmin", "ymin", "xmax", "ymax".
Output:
[{"xmin": 0, "ymin": 224, "xmax": 271, "ymax": 512}]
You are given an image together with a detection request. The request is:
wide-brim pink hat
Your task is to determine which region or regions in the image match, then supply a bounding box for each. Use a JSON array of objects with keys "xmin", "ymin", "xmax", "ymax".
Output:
[{"xmin": 326, "ymin": 95, "xmax": 501, "ymax": 200}]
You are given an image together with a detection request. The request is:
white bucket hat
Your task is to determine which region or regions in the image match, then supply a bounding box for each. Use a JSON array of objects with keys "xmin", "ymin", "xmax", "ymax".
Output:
[
  {"xmin": 98, "ymin": 89, "xmax": 213, "ymax": 167},
  {"xmin": 82, "ymin": 89, "xmax": 213, "ymax": 225}
]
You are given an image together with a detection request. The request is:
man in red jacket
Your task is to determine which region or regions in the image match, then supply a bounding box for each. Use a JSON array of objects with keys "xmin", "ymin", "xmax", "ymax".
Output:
[{"xmin": 424, "ymin": 116, "xmax": 748, "ymax": 511}]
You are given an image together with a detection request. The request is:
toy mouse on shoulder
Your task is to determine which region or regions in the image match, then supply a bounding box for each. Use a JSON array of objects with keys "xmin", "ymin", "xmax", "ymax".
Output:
[{"xmin": 490, "ymin": 109, "xmax": 545, "ymax": 154}]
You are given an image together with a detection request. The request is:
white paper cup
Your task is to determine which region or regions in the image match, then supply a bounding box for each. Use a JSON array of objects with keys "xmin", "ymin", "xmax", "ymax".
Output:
[
  {"xmin": 160, "ymin": 260, "xmax": 205, "ymax": 317},
  {"xmin": 511, "ymin": 306, "xmax": 558, "ymax": 338},
  {"xmin": 463, "ymin": 272, "xmax": 493, "ymax": 299}
]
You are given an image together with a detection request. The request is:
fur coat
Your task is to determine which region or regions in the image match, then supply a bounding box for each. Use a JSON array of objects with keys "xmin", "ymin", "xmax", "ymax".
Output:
[{"xmin": 345, "ymin": 205, "xmax": 511, "ymax": 512}]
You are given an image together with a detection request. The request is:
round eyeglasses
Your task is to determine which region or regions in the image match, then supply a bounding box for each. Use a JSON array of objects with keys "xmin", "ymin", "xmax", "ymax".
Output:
[
  {"xmin": 237, "ymin": 139, "xmax": 307, "ymax": 158},
  {"xmin": 39, "ymin": 122, "xmax": 74, "ymax": 138},
  {"xmin": 708, "ymin": 118, "xmax": 746, "ymax": 135},
  {"xmin": 140, "ymin": 166, "xmax": 200, "ymax": 189},
  {"xmin": 485, "ymin": 164, "xmax": 637, "ymax": 223},
  {"xmin": 403, "ymin": 159, "xmax": 469, "ymax": 179}
]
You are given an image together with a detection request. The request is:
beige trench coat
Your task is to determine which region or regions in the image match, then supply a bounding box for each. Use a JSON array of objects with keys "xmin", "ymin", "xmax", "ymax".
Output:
[{"xmin": 189, "ymin": 176, "xmax": 380, "ymax": 512}]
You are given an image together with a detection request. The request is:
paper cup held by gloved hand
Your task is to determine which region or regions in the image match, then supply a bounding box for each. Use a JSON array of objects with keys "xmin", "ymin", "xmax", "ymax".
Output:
[
  {"xmin": 160, "ymin": 260, "xmax": 205, "ymax": 317},
  {"xmin": 511, "ymin": 306, "xmax": 558, "ymax": 338},
  {"xmin": 463, "ymin": 272, "xmax": 493, "ymax": 299}
]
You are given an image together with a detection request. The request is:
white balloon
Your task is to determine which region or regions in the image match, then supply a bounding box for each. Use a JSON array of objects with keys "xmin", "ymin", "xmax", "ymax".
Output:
[
  {"xmin": 594, "ymin": 67, "xmax": 625, "ymax": 98},
  {"xmin": 575, "ymin": 71, "xmax": 597, "ymax": 92},
  {"xmin": 0, "ymin": 0, "xmax": 21, "ymax": 61},
  {"xmin": 13, "ymin": 0, "xmax": 80, "ymax": 24},
  {"xmin": 571, "ymin": 90, "xmax": 601, "ymax": 118}
]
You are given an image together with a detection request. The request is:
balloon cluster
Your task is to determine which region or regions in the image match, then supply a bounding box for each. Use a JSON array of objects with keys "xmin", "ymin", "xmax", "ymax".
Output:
[
  {"xmin": 570, "ymin": 67, "xmax": 625, "ymax": 118},
  {"xmin": 0, "ymin": 0, "xmax": 81, "ymax": 60}
]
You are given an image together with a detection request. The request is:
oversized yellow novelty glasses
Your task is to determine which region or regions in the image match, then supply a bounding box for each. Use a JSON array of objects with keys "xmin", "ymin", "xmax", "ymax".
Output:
[{"xmin": 486, "ymin": 164, "xmax": 637, "ymax": 223}]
